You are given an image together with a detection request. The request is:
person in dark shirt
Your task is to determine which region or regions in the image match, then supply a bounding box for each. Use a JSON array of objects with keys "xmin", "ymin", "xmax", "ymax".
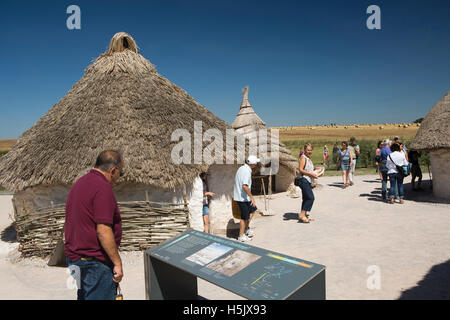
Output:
[
  {"xmin": 200, "ymin": 172, "xmax": 215, "ymax": 233},
  {"xmin": 408, "ymin": 149, "xmax": 423, "ymax": 191},
  {"xmin": 65, "ymin": 150, "xmax": 124, "ymax": 300}
]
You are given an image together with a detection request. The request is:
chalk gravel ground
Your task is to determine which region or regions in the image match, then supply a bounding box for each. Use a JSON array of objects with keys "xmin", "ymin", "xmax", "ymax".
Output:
[{"xmin": 0, "ymin": 174, "xmax": 449, "ymax": 300}]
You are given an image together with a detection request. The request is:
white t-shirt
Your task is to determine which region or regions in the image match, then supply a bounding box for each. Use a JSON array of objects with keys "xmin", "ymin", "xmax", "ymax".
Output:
[
  {"xmin": 299, "ymin": 155, "xmax": 314, "ymax": 183},
  {"xmin": 386, "ymin": 151, "xmax": 408, "ymax": 174},
  {"xmin": 233, "ymin": 164, "xmax": 252, "ymax": 202}
]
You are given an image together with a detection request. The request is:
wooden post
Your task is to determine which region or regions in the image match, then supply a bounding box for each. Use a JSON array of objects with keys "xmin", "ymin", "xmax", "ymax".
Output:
[
  {"xmin": 182, "ymin": 184, "xmax": 190, "ymax": 229},
  {"xmin": 268, "ymin": 167, "xmax": 272, "ymax": 200},
  {"xmin": 261, "ymin": 177, "xmax": 267, "ymax": 211}
]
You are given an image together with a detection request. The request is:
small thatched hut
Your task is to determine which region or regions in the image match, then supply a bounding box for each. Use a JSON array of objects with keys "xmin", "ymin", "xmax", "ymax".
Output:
[
  {"xmin": 0, "ymin": 32, "xmax": 248, "ymax": 256},
  {"xmin": 410, "ymin": 91, "xmax": 450, "ymax": 200},
  {"xmin": 232, "ymin": 86, "xmax": 298, "ymax": 194}
]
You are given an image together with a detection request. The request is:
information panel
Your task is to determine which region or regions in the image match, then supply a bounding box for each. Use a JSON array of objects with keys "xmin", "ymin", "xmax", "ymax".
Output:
[{"xmin": 144, "ymin": 229, "xmax": 326, "ymax": 300}]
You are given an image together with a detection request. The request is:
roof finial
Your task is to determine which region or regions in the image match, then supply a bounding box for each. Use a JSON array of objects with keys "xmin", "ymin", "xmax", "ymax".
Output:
[
  {"xmin": 241, "ymin": 86, "xmax": 251, "ymax": 108},
  {"xmin": 107, "ymin": 32, "xmax": 138, "ymax": 54}
]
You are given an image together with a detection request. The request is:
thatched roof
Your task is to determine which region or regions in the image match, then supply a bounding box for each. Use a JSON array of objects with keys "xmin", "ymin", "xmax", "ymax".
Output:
[
  {"xmin": 0, "ymin": 32, "xmax": 236, "ymax": 192},
  {"xmin": 232, "ymin": 86, "xmax": 266, "ymax": 133},
  {"xmin": 410, "ymin": 91, "xmax": 450, "ymax": 151},
  {"xmin": 231, "ymin": 87, "xmax": 297, "ymax": 172}
]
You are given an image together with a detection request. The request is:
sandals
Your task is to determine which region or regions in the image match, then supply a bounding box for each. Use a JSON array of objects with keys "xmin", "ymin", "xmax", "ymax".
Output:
[{"xmin": 298, "ymin": 216, "xmax": 310, "ymax": 223}]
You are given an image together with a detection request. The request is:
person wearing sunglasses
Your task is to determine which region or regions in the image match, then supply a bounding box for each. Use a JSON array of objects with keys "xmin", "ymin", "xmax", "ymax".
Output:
[{"xmin": 65, "ymin": 150, "xmax": 124, "ymax": 300}]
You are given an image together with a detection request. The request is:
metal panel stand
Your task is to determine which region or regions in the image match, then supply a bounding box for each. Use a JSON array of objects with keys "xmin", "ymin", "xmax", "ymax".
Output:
[
  {"xmin": 286, "ymin": 269, "xmax": 326, "ymax": 300},
  {"xmin": 144, "ymin": 254, "xmax": 198, "ymax": 300}
]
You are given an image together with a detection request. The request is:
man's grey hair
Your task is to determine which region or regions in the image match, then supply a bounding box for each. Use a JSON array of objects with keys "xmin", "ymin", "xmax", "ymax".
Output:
[
  {"xmin": 384, "ymin": 139, "xmax": 391, "ymax": 145},
  {"xmin": 94, "ymin": 150, "xmax": 123, "ymax": 172}
]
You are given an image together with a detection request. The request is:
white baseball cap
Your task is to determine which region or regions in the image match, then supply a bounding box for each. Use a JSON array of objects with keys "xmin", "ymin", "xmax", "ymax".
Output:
[{"xmin": 246, "ymin": 155, "xmax": 260, "ymax": 165}]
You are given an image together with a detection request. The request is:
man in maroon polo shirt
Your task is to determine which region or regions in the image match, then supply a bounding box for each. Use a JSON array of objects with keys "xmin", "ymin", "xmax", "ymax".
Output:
[{"xmin": 65, "ymin": 150, "xmax": 124, "ymax": 300}]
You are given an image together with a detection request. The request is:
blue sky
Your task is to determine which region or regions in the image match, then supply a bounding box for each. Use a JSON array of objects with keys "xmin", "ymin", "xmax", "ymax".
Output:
[{"xmin": 1, "ymin": 0, "xmax": 450, "ymax": 139}]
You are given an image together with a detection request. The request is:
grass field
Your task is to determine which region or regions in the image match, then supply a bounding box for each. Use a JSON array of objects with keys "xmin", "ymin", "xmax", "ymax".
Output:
[
  {"xmin": 274, "ymin": 123, "xmax": 427, "ymax": 177},
  {"xmin": 0, "ymin": 122, "xmax": 425, "ymax": 185},
  {"xmin": 0, "ymin": 139, "xmax": 16, "ymax": 152}
]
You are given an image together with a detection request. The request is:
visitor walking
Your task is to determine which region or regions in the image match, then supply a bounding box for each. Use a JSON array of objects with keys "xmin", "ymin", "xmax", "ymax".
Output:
[
  {"xmin": 233, "ymin": 155, "xmax": 260, "ymax": 242},
  {"xmin": 348, "ymin": 137, "xmax": 360, "ymax": 186},
  {"xmin": 323, "ymin": 145, "xmax": 329, "ymax": 166},
  {"xmin": 298, "ymin": 143, "xmax": 319, "ymax": 223},
  {"xmin": 379, "ymin": 139, "xmax": 392, "ymax": 201},
  {"xmin": 375, "ymin": 140, "xmax": 383, "ymax": 180},
  {"xmin": 200, "ymin": 172, "xmax": 215, "ymax": 233},
  {"xmin": 332, "ymin": 143, "xmax": 339, "ymax": 169},
  {"xmin": 337, "ymin": 141, "xmax": 352, "ymax": 188},
  {"xmin": 386, "ymin": 143, "xmax": 409, "ymax": 204},
  {"xmin": 408, "ymin": 149, "xmax": 423, "ymax": 191},
  {"xmin": 65, "ymin": 150, "xmax": 124, "ymax": 300}
]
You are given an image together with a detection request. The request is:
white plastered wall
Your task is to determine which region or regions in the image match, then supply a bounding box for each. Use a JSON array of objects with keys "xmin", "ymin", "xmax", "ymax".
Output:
[
  {"xmin": 206, "ymin": 164, "xmax": 240, "ymax": 233},
  {"xmin": 430, "ymin": 149, "xmax": 450, "ymax": 200}
]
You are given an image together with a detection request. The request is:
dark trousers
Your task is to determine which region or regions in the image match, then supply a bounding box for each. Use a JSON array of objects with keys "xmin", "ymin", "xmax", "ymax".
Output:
[
  {"xmin": 67, "ymin": 258, "xmax": 118, "ymax": 300},
  {"xmin": 300, "ymin": 177, "xmax": 315, "ymax": 212}
]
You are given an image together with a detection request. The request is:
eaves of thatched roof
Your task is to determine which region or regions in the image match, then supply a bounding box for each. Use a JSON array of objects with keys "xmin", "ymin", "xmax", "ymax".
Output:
[
  {"xmin": 410, "ymin": 91, "xmax": 450, "ymax": 151},
  {"xmin": 0, "ymin": 32, "xmax": 234, "ymax": 191}
]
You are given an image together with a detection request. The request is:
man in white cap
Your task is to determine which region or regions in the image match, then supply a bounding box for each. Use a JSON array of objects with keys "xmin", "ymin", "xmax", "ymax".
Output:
[{"xmin": 233, "ymin": 155, "xmax": 260, "ymax": 242}]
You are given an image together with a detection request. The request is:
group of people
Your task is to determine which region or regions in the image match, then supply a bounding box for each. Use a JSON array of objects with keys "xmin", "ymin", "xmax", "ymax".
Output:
[
  {"xmin": 62, "ymin": 136, "xmax": 425, "ymax": 299},
  {"xmin": 376, "ymin": 136, "xmax": 423, "ymax": 203}
]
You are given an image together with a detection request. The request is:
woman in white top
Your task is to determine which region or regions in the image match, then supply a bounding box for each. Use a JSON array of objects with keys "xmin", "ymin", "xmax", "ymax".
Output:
[
  {"xmin": 386, "ymin": 143, "xmax": 409, "ymax": 204},
  {"xmin": 298, "ymin": 143, "xmax": 320, "ymax": 223}
]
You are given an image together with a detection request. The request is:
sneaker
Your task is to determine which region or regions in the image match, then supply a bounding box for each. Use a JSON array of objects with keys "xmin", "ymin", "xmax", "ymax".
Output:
[
  {"xmin": 238, "ymin": 234, "xmax": 252, "ymax": 242},
  {"xmin": 245, "ymin": 229, "xmax": 254, "ymax": 237}
]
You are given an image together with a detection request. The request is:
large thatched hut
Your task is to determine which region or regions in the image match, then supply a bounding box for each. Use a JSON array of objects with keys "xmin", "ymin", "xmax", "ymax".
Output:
[
  {"xmin": 232, "ymin": 86, "xmax": 298, "ymax": 194},
  {"xmin": 410, "ymin": 91, "xmax": 450, "ymax": 200},
  {"xmin": 0, "ymin": 32, "xmax": 250, "ymax": 256}
]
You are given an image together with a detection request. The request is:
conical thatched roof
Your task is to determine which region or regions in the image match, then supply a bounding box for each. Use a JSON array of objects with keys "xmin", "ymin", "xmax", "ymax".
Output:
[
  {"xmin": 231, "ymin": 87, "xmax": 297, "ymax": 172},
  {"xmin": 232, "ymin": 86, "xmax": 266, "ymax": 132},
  {"xmin": 410, "ymin": 91, "xmax": 450, "ymax": 151},
  {"xmin": 0, "ymin": 32, "xmax": 236, "ymax": 192}
]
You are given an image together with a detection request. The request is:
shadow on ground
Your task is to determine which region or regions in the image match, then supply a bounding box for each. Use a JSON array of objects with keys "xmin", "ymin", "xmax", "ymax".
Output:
[
  {"xmin": 1, "ymin": 223, "xmax": 18, "ymax": 243},
  {"xmin": 398, "ymin": 259, "xmax": 450, "ymax": 300},
  {"xmin": 283, "ymin": 212, "xmax": 299, "ymax": 221},
  {"xmin": 327, "ymin": 182, "xmax": 344, "ymax": 189},
  {"xmin": 360, "ymin": 178, "xmax": 450, "ymax": 205},
  {"xmin": 226, "ymin": 219, "xmax": 240, "ymax": 239}
]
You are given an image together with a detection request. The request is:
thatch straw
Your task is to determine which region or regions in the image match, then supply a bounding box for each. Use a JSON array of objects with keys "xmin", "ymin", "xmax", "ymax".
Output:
[
  {"xmin": 0, "ymin": 32, "xmax": 238, "ymax": 192},
  {"xmin": 410, "ymin": 91, "xmax": 450, "ymax": 151},
  {"xmin": 232, "ymin": 86, "xmax": 298, "ymax": 171}
]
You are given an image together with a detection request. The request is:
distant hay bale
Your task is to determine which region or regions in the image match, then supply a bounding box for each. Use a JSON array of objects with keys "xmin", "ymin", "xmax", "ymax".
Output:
[{"xmin": 379, "ymin": 126, "xmax": 384, "ymax": 130}]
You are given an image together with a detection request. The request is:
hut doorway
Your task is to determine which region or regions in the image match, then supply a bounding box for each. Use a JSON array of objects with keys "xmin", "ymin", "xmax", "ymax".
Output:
[{"xmin": 251, "ymin": 174, "xmax": 275, "ymax": 196}]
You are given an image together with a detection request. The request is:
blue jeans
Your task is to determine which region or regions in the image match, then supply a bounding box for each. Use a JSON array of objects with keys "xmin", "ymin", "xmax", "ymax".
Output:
[
  {"xmin": 381, "ymin": 165, "xmax": 398, "ymax": 200},
  {"xmin": 389, "ymin": 173, "xmax": 404, "ymax": 199},
  {"xmin": 67, "ymin": 258, "xmax": 118, "ymax": 300},
  {"xmin": 300, "ymin": 177, "xmax": 314, "ymax": 212}
]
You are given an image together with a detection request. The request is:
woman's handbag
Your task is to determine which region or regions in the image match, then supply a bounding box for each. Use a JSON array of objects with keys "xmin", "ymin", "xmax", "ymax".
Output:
[
  {"xmin": 389, "ymin": 155, "xmax": 410, "ymax": 177},
  {"xmin": 294, "ymin": 176, "xmax": 301, "ymax": 186}
]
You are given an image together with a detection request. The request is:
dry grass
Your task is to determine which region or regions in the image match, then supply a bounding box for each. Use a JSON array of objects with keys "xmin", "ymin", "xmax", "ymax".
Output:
[
  {"xmin": 0, "ymin": 139, "xmax": 16, "ymax": 152},
  {"xmin": 274, "ymin": 123, "xmax": 420, "ymax": 142}
]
